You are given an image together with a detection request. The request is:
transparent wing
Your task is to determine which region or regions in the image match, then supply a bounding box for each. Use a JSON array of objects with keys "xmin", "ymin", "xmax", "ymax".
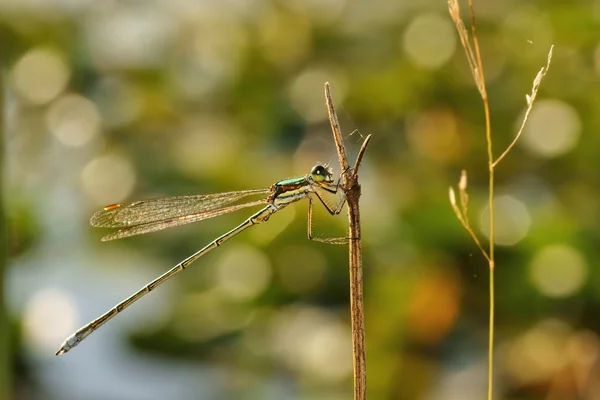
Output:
[
  {"xmin": 91, "ymin": 188, "xmax": 270, "ymax": 228},
  {"xmin": 100, "ymin": 199, "xmax": 268, "ymax": 241}
]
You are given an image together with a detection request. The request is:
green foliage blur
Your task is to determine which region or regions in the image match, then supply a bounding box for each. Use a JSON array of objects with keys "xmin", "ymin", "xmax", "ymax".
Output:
[{"xmin": 3, "ymin": 1, "xmax": 600, "ymax": 399}]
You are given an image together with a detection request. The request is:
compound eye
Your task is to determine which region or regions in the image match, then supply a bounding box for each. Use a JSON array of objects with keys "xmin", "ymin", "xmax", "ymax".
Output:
[
  {"xmin": 311, "ymin": 165, "xmax": 325, "ymax": 176},
  {"xmin": 311, "ymin": 164, "xmax": 332, "ymax": 183}
]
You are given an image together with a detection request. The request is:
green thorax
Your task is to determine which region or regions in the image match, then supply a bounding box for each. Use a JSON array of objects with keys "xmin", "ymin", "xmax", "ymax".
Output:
[{"xmin": 275, "ymin": 176, "xmax": 309, "ymax": 187}]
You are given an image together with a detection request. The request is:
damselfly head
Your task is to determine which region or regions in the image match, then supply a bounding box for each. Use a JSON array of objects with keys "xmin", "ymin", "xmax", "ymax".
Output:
[{"xmin": 310, "ymin": 164, "xmax": 334, "ymax": 183}]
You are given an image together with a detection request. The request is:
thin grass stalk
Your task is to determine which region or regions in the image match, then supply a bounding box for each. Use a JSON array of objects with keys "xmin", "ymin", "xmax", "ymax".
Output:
[{"xmin": 448, "ymin": 1, "xmax": 552, "ymax": 399}]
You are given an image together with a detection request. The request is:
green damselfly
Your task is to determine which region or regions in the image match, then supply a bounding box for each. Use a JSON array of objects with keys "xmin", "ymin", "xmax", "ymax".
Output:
[{"xmin": 56, "ymin": 164, "xmax": 346, "ymax": 355}]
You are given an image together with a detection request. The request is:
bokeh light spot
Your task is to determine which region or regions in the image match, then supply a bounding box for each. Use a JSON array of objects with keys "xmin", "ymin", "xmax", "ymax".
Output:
[
  {"xmin": 170, "ymin": 116, "xmax": 239, "ymax": 179},
  {"xmin": 529, "ymin": 245, "xmax": 587, "ymax": 298},
  {"xmin": 479, "ymin": 195, "xmax": 531, "ymax": 246},
  {"xmin": 214, "ymin": 245, "xmax": 272, "ymax": 301},
  {"xmin": 521, "ymin": 99, "xmax": 581, "ymax": 158},
  {"xmin": 23, "ymin": 288, "xmax": 78, "ymax": 353},
  {"xmin": 289, "ymin": 67, "xmax": 347, "ymax": 123},
  {"xmin": 46, "ymin": 94, "xmax": 101, "ymax": 147},
  {"xmin": 271, "ymin": 307, "xmax": 352, "ymax": 382},
  {"xmin": 171, "ymin": 19, "xmax": 246, "ymax": 100},
  {"xmin": 85, "ymin": 5, "xmax": 174, "ymax": 69},
  {"xmin": 502, "ymin": 319, "xmax": 571, "ymax": 385},
  {"xmin": 403, "ymin": 13, "xmax": 456, "ymax": 70},
  {"xmin": 81, "ymin": 153, "xmax": 136, "ymax": 206},
  {"xmin": 11, "ymin": 47, "xmax": 70, "ymax": 105}
]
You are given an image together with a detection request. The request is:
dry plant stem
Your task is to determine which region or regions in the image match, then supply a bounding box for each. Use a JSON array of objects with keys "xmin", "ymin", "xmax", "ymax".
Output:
[
  {"xmin": 449, "ymin": 1, "xmax": 554, "ymax": 399},
  {"xmin": 448, "ymin": 0, "xmax": 495, "ymax": 398},
  {"xmin": 449, "ymin": 191, "xmax": 490, "ymax": 263},
  {"xmin": 493, "ymin": 45, "xmax": 554, "ymax": 167},
  {"xmin": 449, "ymin": 171, "xmax": 491, "ymax": 262},
  {"xmin": 325, "ymin": 82, "xmax": 369, "ymax": 400},
  {"xmin": 466, "ymin": 4, "xmax": 497, "ymax": 399}
]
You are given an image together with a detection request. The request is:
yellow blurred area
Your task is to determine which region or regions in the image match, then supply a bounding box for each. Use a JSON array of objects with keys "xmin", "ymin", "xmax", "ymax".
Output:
[
  {"xmin": 406, "ymin": 109, "xmax": 466, "ymax": 163},
  {"xmin": 479, "ymin": 195, "xmax": 531, "ymax": 246},
  {"xmin": 407, "ymin": 268, "xmax": 461, "ymax": 345},
  {"xmin": 11, "ymin": 48, "xmax": 70, "ymax": 105},
  {"xmin": 529, "ymin": 244, "xmax": 587, "ymax": 298},
  {"xmin": 47, "ymin": 94, "xmax": 101, "ymax": 148},
  {"xmin": 402, "ymin": 13, "xmax": 457, "ymax": 70},
  {"xmin": 521, "ymin": 99, "xmax": 581, "ymax": 158}
]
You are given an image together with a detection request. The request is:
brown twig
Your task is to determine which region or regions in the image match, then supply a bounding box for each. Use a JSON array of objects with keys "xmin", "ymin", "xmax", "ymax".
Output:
[{"xmin": 325, "ymin": 82, "xmax": 370, "ymax": 400}]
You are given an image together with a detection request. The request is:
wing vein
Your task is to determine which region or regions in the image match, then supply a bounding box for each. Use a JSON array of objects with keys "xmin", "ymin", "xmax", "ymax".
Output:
[
  {"xmin": 91, "ymin": 188, "xmax": 270, "ymax": 228},
  {"xmin": 100, "ymin": 199, "xmax": 268, "ymax": 241}
]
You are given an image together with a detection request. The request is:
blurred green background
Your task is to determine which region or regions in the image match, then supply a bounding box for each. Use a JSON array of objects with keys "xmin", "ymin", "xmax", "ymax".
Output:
[{"xmin": 2, "ymin": 0, "xmax": 599, "ymax": 399}]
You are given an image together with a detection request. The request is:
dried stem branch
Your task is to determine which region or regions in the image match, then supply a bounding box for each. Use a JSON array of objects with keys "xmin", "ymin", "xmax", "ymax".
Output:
[
  {"xmin": 449, "ymin": 1, "xmax": 494, "ymax": 399},
  {"xmin": 448, "ymin": 1, "xmax": 553, "ymax": 400},
  {"xmin": 493, "ymin": 46, "xmax": 554, "ymax": 167},
  {"xmin": 448, "ymin": 0, "xmax": 484, "ymax": 96},
  {"xmin": 325, "ymin": 82, "xmax": 370, "ymax": 400},
  {"xmin": 449, "ymin": 172, "xmax": 490, "ymax": 263}
]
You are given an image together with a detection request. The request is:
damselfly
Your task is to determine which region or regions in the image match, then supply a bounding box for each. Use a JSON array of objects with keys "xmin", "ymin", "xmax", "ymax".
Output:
[{"xmin": 56, "ymin": 164, "xmax": 346, "ymax": 355}]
